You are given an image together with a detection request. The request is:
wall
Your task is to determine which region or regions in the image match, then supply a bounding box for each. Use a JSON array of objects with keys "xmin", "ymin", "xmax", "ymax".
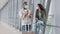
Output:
[
  {"xmin": 47, "ymin": 0, "xmax": 60, "ymax": 34},
  {"xmin": 55, "ymin": 0, "xmax": 60, "ymax": 34}
]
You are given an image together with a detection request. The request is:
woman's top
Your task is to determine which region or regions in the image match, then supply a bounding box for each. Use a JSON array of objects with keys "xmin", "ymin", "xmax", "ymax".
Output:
[{"xmin": 35, "ymin": 9, "xmax": 46, "ymax": 22}]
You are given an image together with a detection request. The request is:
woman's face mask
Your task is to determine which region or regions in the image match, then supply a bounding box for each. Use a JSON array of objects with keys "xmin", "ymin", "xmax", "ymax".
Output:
[{"xmin": 36, "ymin": 6, "xmax": 39, "ymax": 9}]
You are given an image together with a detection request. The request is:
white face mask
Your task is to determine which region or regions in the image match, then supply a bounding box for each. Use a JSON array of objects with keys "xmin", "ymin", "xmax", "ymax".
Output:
[
  {"xmin": 36, "ymin": 5, "xmax": 41, "ymax": 9},
  {"xmin": 24, "ymin": 5, "xmax": 29, "ymax": 9},
  {"xmin": 36, "ymin": 7, "xmax": 39, "ymax": 9}
]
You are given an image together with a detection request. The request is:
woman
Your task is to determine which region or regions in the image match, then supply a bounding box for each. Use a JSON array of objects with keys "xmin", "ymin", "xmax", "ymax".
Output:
[
  {"xmin": 35, "ymin": 4, "xmax": 47, "ymax": 34},
  {"xmin": 36, "ymin": 4, "xmax": 47, "ymax": 22}
]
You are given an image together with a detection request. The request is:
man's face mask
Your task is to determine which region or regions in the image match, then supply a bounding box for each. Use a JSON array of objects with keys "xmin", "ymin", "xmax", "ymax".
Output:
[{"xmin": 24, "ymin": 5, "xmax": 29, "ymax": 9}]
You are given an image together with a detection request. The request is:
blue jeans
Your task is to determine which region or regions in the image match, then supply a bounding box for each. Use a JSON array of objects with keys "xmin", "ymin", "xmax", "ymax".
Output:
[
  {"xmin": 22, "ymin": 25, "xmax": 31, "ymax": 31},
  {"xmin": 35, "ymin": 22, "xmax": 44, "ymax": 34}
]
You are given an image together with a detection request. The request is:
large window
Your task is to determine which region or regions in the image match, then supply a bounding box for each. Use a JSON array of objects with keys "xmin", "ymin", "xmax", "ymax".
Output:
[{"xmin": 8, "ymin": 0, "xmax": 51, "ymax": 34}]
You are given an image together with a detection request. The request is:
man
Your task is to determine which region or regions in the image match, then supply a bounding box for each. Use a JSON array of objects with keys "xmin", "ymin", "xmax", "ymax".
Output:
[{"xmin": 19, "ymin": 2, "xmax": 32, "ymax": 32}]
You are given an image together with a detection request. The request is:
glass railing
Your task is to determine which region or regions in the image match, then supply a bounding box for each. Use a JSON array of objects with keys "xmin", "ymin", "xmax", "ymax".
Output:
[{"xmin": 45, "ymin": 14, "xmax": 54, "ymax": 34}]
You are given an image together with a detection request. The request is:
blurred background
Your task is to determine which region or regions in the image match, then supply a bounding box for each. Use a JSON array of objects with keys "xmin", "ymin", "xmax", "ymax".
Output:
[{"xmin": 0, "ymin": 0, "xmax": 60, "ymax": 34}]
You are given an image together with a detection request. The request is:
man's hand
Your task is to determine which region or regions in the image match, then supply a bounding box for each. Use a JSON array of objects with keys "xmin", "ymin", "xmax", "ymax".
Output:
[
  {"xmin": 29, "ymin": 14, "xmax": 32, "ymax": 18},
  {"xmin": 22, "ymin": 10, "xmax": 28, "ymax": 18}
]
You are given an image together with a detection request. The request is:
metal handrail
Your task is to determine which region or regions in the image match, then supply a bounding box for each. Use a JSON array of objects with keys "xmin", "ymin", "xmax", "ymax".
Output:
[
  {"xmin": 32, "ymin": 23, "xmax": 60, "ymax": 28},
  {"xmin": 46, "ymin": 24, "xmax": 60, "ymax": 28}
]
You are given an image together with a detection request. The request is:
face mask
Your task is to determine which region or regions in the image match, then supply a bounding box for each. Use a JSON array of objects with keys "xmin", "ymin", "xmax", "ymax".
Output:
[
  {"xmin": 24, "ymin": 5, "xmax": 29, "ymax": 9},
  {"xmin": 36, "ymin": 7, "xmax": 38, "ymax": 9}
]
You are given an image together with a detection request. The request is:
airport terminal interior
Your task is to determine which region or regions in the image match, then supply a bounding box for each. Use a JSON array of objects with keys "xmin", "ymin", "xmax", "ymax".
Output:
[{"xmin": 0, "ymin": 0, "xmax": 60, "ymax": 34}]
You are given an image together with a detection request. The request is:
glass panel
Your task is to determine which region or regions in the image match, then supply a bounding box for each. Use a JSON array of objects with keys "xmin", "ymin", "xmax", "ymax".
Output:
[
  {"xmin": 45, "ymin": 26, "xmax": 52, "ymax": 34},
  {"xmin": 8, "ymin": 0, "xmax": 19, "ymax": 29},
  {"xmin": 8, "ymin": 0, "xmax": 51, "ymax": 34}
]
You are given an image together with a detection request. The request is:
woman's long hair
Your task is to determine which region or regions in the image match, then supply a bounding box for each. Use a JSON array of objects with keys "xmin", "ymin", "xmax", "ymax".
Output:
[{"xmin": 37, "ymin": 4, "xmax": 46, "ymax": 16}]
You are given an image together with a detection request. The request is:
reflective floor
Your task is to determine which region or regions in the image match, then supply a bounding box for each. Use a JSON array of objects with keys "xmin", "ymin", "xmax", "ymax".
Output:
[{"xmin": 0, "ymin": 21, "xmax": 21, "ymax": 34}]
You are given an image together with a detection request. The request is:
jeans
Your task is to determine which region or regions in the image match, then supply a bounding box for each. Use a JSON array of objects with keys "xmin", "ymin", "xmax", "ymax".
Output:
[
  {"xmin": 35, "ymin": 22, "xmax": 44, "ymax": 34},
  {"xmin": 22, "ymin": 25, "xmax": 31, "ymax": 32}
]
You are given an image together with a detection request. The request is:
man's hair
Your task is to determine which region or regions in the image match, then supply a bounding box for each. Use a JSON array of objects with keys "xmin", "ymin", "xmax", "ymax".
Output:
[{"xmin": 23, "ymin": 2, "xmax": 27, "ymax": 5}]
